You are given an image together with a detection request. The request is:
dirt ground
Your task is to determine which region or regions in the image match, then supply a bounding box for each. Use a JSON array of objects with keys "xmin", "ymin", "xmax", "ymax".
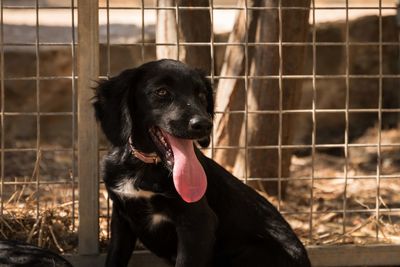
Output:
[{"xmin": 283, "ymin": 126, "xmax": 400, "ymax": 246}]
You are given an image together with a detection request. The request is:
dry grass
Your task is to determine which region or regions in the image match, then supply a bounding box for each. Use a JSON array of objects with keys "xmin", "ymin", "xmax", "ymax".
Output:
[{"xmin": 0, "ymin": 195, "xmax": 78, "ymax": 252}]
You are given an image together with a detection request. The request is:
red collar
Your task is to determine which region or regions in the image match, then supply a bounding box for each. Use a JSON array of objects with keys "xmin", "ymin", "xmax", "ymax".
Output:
[{"xmin": 128, "ymin": 137, "xmax": 161, "ymax": 164}]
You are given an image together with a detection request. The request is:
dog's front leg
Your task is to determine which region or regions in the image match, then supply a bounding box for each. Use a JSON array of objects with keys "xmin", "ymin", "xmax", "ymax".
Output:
[
  {"xmin": 174, "ymin": 198, "xmax": 217, "ymax": 267},
  {"xmin": 106, "ymin": 205, "xmax": 137, "ymax": 267}
]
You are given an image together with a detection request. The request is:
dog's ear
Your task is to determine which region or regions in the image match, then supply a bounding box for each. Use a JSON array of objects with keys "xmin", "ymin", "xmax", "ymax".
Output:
[
  {"xmin": 196, "ymin": 69, "xmax": 214, "ymax": 148},
  {"xmin": 93, "ymin": 68, "xmax": 138, "ymax": 147}
]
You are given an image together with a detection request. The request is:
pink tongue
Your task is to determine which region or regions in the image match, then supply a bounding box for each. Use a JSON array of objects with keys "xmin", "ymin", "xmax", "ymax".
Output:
[{"xmin": 163, "ymin": 132, "xmax": 207, "ymax": 203}]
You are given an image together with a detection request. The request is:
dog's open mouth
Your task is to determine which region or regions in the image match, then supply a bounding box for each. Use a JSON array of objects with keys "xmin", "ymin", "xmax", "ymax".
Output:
[
  {"xmin": 149, "ymin": 127, "xmax": 207, "ymax": 203},
  {"xmin": 149, "ymin": 127, "xmax": 174, "ymax": 167}
]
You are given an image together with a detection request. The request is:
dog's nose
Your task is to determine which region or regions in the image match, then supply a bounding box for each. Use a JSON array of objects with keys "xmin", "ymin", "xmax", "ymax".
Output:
[{"xmin": 189, "ymin": 116, "xmax": 212, "ymax": 133}]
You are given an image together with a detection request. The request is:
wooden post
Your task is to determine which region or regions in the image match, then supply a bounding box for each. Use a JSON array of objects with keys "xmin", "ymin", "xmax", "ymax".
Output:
[
  {"xmin": 244, "ymin": 0, "xmax": 311, "ymax": 196},
  {"xmin": 156, "ymin": 0, "xmax": 178, "ymax": 60},
  {"xmin": 177, "ymin": 0, "xmax": 211, "ymax": 72},
  {"xmin": 77, "ymin": 0, "xmax": 99, "ymax": 255},
  {"xmin": 214, "ymin": 0, "xmax": 311, "ymax": 196},
  {"xmin": 156, "ymin": 0, "xmax": 211, "ymax": 73},
  {"xmin": 214, "ymin": 0, "xmax": 261, "ymax": 167}
]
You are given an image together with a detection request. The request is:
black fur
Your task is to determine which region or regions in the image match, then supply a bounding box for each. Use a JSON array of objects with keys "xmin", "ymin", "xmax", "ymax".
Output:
[
  {"xmin": 0, "ymin": 240, "xmax": 72, "ymax": 267},
  {"xmin": 93, "ymin": 59, "xmax": 311, "ymax": 267}
]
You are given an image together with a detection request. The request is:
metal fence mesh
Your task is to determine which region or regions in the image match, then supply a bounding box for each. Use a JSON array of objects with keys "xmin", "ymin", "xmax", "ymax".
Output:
[
  {"xmin": 0, "ymin": 0, "xmax": 399, "ymax": 264},
  {"xmin": 0, "ymin": 0, "xmax": 78, "ymax": 252}
]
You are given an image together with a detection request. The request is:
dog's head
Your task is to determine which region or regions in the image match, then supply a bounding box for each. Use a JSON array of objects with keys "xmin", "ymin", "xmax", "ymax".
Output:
[
  {"xmin": 93, "ymin": 59, "xmax": 214, "ymax": 149},
  {"xmin": 93, "ymin": 59, "xmax": 214, "ymax": 202}
]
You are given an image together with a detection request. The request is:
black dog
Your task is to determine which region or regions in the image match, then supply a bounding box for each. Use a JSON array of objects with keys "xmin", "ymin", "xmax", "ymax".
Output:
[
  {"xmin": 0, "ymin": 240, "xmax": 72, "ymax": 267},
  {"xmin": 94, "ymin": 59, "xmax": 311, "ymax": 267}
]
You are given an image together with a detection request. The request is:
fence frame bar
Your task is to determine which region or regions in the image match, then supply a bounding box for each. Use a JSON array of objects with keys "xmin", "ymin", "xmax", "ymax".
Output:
[
  {"xmin": 64, "ymin": 245, "xmax": 400, "ymax": 267},
  {"xmin": 77, "ymin": 0, "xmax": 99, "ymax": 255},
  {"xmin": 307, "ymin": 244, "xmax": 400, "ymax": 266}
]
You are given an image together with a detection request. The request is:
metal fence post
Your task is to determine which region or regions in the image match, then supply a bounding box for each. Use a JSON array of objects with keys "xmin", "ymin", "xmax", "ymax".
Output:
[{"xmin": 77, "ymin": 0, "xmax": 99, "ymax": 255}]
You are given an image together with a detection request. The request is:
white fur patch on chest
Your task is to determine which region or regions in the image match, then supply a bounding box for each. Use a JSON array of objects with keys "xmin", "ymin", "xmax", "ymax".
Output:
[
  {"xmin": 149, "ymin": 213, "xmax": 171, "ymax": 229},
  {"xmin": 113, "ymin": 178, "xmax": 155, "ymax": 199}
]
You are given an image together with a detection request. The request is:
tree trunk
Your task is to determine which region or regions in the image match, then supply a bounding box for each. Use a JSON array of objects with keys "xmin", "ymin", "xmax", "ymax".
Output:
[
  {"xmin": 156, "ymin": 0, "xmax": 211, "ymax": 73},
  {"xmin": 215, "ymin": 0, "xmax": 311, "ymax": 197},
  {"xmin": 214, "ymin": 0, "xmax": 261, "ymax": 169}
]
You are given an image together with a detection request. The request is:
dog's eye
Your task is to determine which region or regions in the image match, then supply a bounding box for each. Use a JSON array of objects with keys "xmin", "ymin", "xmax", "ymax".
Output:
[
  {"xmin": 198, "ymin": 92, "xmax": 207, "ymax": 103},
  {"xmin": 155, "ymin": 88, "xmax": 169, "ymax": 97}
]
